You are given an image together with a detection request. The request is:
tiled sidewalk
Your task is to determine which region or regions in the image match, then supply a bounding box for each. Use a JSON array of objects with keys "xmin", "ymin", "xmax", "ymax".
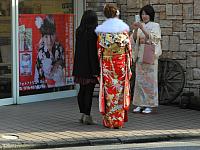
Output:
[{"xmin": 0, "ymin": 97, "xmax": 200, "ymax": 149}]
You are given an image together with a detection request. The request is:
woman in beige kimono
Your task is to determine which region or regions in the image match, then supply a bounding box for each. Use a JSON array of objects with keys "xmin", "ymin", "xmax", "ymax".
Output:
[
  {"xmin": 95, "ymin": 4, "xmax": 132, "ymax": 128},
  {"xmin": 132, "ymin": 5, "xmax": 162, "ymax": 114}
]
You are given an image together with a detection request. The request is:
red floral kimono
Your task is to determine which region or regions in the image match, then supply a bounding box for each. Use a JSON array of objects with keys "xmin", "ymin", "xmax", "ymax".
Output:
[{"xmin": 97, "ymin": 31, "xmax": 132, "ymax": 128}]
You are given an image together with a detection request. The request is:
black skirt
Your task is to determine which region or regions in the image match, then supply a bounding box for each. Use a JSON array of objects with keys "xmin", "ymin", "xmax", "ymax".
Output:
[{"xmin": 74, "ymin": 76, "xmax": 98, "ymax": 85}]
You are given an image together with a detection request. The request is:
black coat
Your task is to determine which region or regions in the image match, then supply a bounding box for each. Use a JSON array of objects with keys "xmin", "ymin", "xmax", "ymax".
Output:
[{"xmin": 73, "ymin": 28, "xmax": 100, "ymax": 78}]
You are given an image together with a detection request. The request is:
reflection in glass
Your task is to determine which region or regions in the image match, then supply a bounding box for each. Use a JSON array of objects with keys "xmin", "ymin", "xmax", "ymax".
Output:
[
  {"xmin": 19, "ymin": 0, "xmax": 73, "ymax": 14},
  {"xmin": 0, "ymin": 0, "xmax": 12, "ymax": 99}
]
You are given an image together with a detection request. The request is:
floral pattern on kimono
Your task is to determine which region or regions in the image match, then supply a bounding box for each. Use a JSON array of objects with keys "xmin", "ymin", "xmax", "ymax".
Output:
[
  {"xmin": 132, "ymin": 22, "xmax": 162, "ymax": 107},
  {"xmin": 97, "ymin": 32, "xmax": 132, "ymax": 128},
  {"xmin": 34, "ymin": 41, "xmax": 65, "ymax": 88}
]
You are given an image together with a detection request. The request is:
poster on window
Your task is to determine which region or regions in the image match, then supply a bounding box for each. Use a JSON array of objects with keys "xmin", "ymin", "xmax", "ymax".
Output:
[{"xmin": 19, "ymin": 14, "xmax": 74, "ymax": 91}]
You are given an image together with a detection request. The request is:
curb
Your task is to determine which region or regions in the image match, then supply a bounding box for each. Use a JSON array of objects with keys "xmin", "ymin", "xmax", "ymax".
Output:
[{"xmin": 1, "ymin": 134, "xmax": 200, "ymax": 149}]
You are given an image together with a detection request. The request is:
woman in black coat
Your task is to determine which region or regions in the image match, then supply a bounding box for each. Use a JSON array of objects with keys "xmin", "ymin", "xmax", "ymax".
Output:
[{"xmin": 73, "ymin": 10, "xmax": 100, "ymax": 125}]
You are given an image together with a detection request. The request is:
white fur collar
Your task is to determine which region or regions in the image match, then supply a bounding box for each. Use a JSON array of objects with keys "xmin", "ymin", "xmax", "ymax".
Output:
[{"xmin": 95, "ymin": 18, "xmax": 130, "ymax": 33}]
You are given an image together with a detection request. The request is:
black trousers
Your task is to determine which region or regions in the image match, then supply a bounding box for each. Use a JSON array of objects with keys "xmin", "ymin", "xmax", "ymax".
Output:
[{"xmin": 78, "ymin": 83, "xmax": 96, "ymax": 115}]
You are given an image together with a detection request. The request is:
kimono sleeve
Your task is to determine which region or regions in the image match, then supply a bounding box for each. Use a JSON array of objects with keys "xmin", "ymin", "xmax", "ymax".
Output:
[
  {"xmin": 97, "ymin": 34, "xmax": 104, "ymax": 60},
  {"xmin": 149, "ymin": 23, "xmax": 161, "ymax": 44},
  {"xmin": 148, "ymin": 23, "xmax": 162, "ymax": 58}
]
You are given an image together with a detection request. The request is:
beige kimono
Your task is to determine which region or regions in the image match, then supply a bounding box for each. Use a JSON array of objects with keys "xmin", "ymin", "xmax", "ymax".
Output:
[{"xmin": 132, "ymin": 21, "xmax": 162, "ymax": 107}]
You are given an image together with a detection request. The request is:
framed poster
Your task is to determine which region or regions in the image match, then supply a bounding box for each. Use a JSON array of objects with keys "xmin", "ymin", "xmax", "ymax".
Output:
[{"xmin": 19, "ymin": 14, "xmax": 74, "ymax": 92}]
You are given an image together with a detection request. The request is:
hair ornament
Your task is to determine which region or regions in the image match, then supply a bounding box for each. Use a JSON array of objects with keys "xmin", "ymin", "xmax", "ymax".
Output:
[
  {"xmin": 35, "ymin": 16, "xmax": 43, "ymax": 29},
  {"xmin": 116, "ymin": 10, "xmax": 120, "ymax": 16},
  {"xmin": 104, "ymin": 4, "xmax": 106, "ymax": 9}
]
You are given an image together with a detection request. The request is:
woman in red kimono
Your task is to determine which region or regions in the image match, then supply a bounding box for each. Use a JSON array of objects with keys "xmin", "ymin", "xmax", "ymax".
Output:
[{"xmin": 95, "ymin": 4, "xmax": 132, "ymax": 129}]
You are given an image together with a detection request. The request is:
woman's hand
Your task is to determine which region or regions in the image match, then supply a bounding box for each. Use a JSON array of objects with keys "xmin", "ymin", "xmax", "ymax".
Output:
[
  {"xmin": 135, "ymin": 22, "xmax": 144, "ymax": 30},
  {"xmin": 132, "ymin": 22, "xmax": 139, "ymax": 30},
  {"xmin": 134, "ymin": 22, "xmax": 149, "ymax": 39},
  {"xmin": 132, "ymin": 22, "xmax": 144, "ymax": 29},
  {"xmin": 132, "ymin": 22, "xmax": 140, "ymax": 41}
]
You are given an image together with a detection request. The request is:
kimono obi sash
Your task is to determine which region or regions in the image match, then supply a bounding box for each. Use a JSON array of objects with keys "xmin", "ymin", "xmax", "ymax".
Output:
[{"xmin": 102, "ymin": 44, "xmax": 126, "ymax": 57}]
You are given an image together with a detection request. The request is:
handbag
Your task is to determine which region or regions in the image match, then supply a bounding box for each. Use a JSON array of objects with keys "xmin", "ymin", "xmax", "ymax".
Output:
[{"xmin": 143, "ymin": 43, "xmax": 155, "ymax": 64}]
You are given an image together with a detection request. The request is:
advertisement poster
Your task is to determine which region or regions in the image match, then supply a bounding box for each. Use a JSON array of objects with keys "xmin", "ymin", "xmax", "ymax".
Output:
[{"xmin": 19, "ymin": 14, "xmax": 74, "ymax": 91}]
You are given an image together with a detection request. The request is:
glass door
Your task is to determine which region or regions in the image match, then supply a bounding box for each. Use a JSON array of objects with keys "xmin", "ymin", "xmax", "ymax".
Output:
[
  {"xmin": 18, "ymin": 0, "xmax": 78, "ymax": 104},
  {"xmin": 0, "ymin": 0, "xmax": 13, "ymax": 103}
]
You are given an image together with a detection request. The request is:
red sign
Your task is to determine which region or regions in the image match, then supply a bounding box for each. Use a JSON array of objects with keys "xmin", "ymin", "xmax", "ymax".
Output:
[{"xmin": 19, "ymin": 14, "xmax": 74, "ymax": 91}]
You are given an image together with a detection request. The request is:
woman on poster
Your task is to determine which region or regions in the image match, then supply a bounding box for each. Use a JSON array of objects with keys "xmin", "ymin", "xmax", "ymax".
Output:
[
  {"xmin": 95, "ymin": 4, "xmax": 132, "ymax": 129},
  {"xmin": 34, "ymin": 15, "xmax": 65, "ymax": 89}
]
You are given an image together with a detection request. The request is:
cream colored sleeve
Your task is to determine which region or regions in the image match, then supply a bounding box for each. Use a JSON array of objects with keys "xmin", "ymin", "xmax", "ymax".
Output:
[
  {"xmin": 149, "ymin": 23, "xmax": 162, "ymax": 58},
  {"xmin": 130, "ymin": 30, "xmax": 140, "ymax": 62}
]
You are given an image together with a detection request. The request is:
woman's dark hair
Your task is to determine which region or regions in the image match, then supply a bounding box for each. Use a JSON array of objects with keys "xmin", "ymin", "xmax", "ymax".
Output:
[
  {"xmin": 139, "ymin": 5, "xmax": 155, "ymax": 22},
  {"xmin": 40, "ymin": 15, "xmax": 56, "ymax": 36},
  {"xmin": 76, "ymin": 10, "xmax": 98, "ymax": 34},
  {"xmin": 103, "ymin": 3, "xmax": 118, "ymax": 18}
]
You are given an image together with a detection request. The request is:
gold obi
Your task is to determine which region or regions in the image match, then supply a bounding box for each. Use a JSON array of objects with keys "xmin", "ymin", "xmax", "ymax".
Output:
[{"xmin": 103, "ymin": 43, "xmax": 126, "ymax": 57}]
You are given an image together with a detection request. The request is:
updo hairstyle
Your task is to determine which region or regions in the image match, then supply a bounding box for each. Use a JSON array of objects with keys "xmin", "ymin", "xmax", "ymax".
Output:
[{"xmin": 103, "ymin": 3, "xmax": 119, "ymax": 18}]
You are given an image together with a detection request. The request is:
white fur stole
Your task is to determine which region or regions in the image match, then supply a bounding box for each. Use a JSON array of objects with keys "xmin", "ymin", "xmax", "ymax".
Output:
[{"xmin": 95, "ymin": 18, "xmax": 130, "ymax": 33}]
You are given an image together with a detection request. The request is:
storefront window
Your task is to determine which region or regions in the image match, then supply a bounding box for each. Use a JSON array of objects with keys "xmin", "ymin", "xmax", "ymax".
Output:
[
  {"xmin": 18, "ymin": 0, "xmax": 75, "ymax": 96},
  {"xmin": 0, "ymin": 0, "xmax": 12, "ymax": 99}
]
